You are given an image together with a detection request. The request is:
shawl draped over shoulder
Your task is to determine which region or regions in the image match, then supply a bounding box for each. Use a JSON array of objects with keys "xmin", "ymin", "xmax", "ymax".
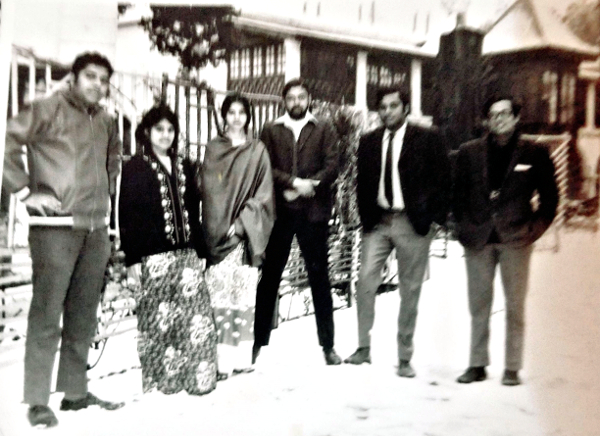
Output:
[{"xmin": 200, "ymin": 135, "xmax": 275, "ymax": 267}]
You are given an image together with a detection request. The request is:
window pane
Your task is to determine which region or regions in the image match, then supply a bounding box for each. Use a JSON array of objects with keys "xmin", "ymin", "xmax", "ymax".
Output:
[
  {"xmin": 266, "ymin": 46, "xmax": 275, "ymax": 76},
  {"xmin": 240, "ymin": 49, "xmax": 251, "ymax": 78},
  {"xmin": 230, "ymin": 50, "xmax": 239, "ymax": 80},
  {"xmin": 380, "ymin": 66, "xmax": 392, "ymax": 86},
  {"xmin": 560, "ymin": 73, "xmax": 576, "ymax": 124},
  {"xmin": 253, "ymin": 47, "xmax": 263, "ymax": 77},
  {"xmin": 277, "ymin": 44, "xmax": 285, "ymax": 75},
  {"xmin": 368, "ymin": 65, "xmax": 378, "ymax": 85},
  {"xmin": 393, "ymin": 72, "xmax": 406, "ymax": 85},
  {"xmin": 542, "ymin": 70, "xmax": 558, "ymax": 124}
]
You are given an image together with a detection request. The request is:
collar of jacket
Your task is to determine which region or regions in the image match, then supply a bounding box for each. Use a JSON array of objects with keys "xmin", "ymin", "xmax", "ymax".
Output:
[
  {"xmin": 486, "ymin": 128, "xmax": 521, "ymax": 150},
  {"xmin": 383, "ymin": 121, "xmax": 408, "ymax": 143},
  {"xmin": 61, "ymin": 89, "xmax": 102, "ymax": 116},
  {"xmin": 273, "ymin": 112, "xmax": 318, "ymax": 127}
]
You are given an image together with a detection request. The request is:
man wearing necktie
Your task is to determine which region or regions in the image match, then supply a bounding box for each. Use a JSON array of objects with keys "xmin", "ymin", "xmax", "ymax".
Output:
[{"xmin": 344, "ymin": 87, "xmax": 451, "ymax": 378}]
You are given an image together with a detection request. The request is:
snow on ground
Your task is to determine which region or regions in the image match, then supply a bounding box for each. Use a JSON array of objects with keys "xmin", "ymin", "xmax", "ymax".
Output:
[{"xmin": 0, "ymin": 230, "xmax": 598, "ymax": 436}]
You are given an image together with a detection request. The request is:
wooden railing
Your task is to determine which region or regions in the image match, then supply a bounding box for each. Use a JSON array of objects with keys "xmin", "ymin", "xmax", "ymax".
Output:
[{"xmin": 522, "ymin": 133, "xmax": 571, "ymax": 252}]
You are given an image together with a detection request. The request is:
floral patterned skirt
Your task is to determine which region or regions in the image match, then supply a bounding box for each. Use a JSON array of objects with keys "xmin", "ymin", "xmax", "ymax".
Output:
[
  {"xmin": 136, "ymin": 248, "xmax": 217, "ymax": 395},
  {"xmin": 205, "ymin": 243, "xmax": 258, "ymax": 373}
]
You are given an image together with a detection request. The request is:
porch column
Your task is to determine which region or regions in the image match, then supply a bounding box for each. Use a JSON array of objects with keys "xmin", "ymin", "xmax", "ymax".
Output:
[
  {"xmin": 577, "ymin": 60, "xmax": 600, "ymax": 198},
  {"xmin": 284, "ymin": 37, "xmax": 301, "ymax": 82},
  {"xmin": 410, "ymin": 58, "xmax": 422, "ymax": 117},
  {"xmin": 0, "ymin": 0, "xmax": 16, "ymax": 188},
  {"xmin": 585, "ymin": 81, "xmax": 597, "ymax": 129},
  {"xmin": 355, "ymin": 51, "xmax": 368, "ymax": 110}
]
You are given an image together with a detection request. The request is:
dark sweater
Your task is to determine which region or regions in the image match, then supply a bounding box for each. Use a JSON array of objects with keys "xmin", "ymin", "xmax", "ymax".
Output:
[
  {"xmin": 487, "ymin": 133, "xmax": 518, "ymax": 243},
  {"xmin": 119, "ymin": 154, "xmax": 205, "ymax": 266}
]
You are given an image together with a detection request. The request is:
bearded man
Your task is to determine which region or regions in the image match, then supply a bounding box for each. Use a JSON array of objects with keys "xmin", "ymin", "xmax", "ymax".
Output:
[{"xmin": 252, "ymin": 78, "xmax": 342, "ymax": 366}]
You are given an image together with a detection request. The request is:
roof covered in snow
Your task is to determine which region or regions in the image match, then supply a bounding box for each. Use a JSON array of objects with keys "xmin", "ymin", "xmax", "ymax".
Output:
[
  {"xmin": 232, "ymin": 12, "xmax": 435, "ymax": 58},
  {"xmin": 482, "ymin": 0, "xmax": 599, "ymax": 58}
]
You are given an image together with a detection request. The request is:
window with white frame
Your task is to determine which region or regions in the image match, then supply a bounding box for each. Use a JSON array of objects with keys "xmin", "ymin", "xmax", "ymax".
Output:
[
  {"xmin": 265, "ymin": 46, "xmax": 276, "ymax": 76},
  {"xmin": 230, "ymin": 50, "xmax": 240, "ymax": 80},
  {"xmin": 393, "ymin": 72, "xmax": 407, "ymax": 85},
  {"xmin": 240, "ymin": 49, "xmax": 251, "ymax": 78},
  {"xmin": 277, "ymin": 44, "xmax": 285, "ymax": 75},
  {"xmin": 368, "ymin": 65, "xmax": 378, "ymax": 85},
  {"xmin": 379, "ymin": 66, "xmax": 392, "ymax": 86},
  {"xmin": 253, "ymin": 47, "xmax": 263, "ymax": 77},
  {"xmin": 560, "ymin": 72, "xmax": 576, "ymax": 124},
  {"xmin": 542, "ymin": 70, "xmax": 558, "ymax": 124}
]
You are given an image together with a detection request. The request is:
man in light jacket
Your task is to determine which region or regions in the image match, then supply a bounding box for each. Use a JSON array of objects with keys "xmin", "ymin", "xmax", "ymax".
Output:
[{"xmin": 3, "ymin": 52, "xmax": 124, "ymax": 428}]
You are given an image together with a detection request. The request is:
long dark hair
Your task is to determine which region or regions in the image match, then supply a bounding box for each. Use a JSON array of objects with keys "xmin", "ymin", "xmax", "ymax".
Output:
[
  {"xmin": 221, "ymin": 92, "xmax": 252, "ymax": 133},
  {"xmin": 135, "ymin": 105, "xmax": 180, "ymax": 157}
]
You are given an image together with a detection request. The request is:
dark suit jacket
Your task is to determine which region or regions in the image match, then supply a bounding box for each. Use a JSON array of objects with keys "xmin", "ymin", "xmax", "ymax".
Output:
[
  {"xmin": 357, "ymin": 124, "xmax": 451, "ymax": 235},
  {"xmin": 260, "ymin": 117, "xmax": 339, "ymax": 222},
  {"xmin": 453, "ymin": 133, "xmax": 559, "ymax": 250}
]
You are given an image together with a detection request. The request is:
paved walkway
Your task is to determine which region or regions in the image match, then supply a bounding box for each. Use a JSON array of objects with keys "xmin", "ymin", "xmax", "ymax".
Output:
[{"xmin": 0, "ymin": 229, "xmax": 598, "ymax": 436}]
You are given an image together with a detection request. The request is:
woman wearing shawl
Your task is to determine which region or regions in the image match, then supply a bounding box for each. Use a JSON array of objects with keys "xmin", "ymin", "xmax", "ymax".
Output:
[
  {"xmin": 201, "ymin": 93, "xmax": 275, "ymax": 379},
  {"xmin": 119, "ymin": 105, "xmax": 217, "ymax": 395}
]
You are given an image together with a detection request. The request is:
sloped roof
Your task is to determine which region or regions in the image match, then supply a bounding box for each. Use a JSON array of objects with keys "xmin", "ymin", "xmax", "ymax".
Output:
[
  {"xmin": 233, "ymin": 12, "xmax": 435, "ymax": 58},
  {"xmin": 483, "ymin": 0, "xmax": 599, "ymax": 58}
]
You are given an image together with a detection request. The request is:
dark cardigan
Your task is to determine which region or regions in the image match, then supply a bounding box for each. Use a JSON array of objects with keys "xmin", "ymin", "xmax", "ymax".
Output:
[{"xmin": 118, "ymin": 154, "xmax": 205, "ymax": 266}]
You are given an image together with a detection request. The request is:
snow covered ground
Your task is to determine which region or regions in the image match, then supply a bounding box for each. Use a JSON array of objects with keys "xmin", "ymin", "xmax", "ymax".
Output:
[{"xmin": 1, "ymin": 229, "xmax": 598, "ymax": 436}]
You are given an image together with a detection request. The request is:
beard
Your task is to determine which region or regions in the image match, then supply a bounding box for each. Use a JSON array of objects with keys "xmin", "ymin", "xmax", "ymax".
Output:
[{"xmin": 287, "ymin": 105, "xmax": 309, "ymax": 120}]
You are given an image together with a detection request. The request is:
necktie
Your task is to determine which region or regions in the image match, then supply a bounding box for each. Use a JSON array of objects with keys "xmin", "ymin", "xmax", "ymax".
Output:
[{"xmin": 384, "ymin": 130, "xmax": 395, "ymax": 208}]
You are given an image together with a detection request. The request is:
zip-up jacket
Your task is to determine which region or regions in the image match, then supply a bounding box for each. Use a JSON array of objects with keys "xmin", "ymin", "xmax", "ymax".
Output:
[{"xmin": 3, "ymin": 89, "xmax": 122, "ymax": 230}]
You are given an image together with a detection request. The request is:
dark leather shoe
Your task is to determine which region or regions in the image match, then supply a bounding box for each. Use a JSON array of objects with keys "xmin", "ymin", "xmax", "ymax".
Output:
[
  {"xmin": 27, "ymin": 405, "xmax": 58, "ymax": 428},
  {"xmin": 344, "ymin": 347, "xmax": 372, "ymax": 365},
  {"xmin": 397, "ymin": 360, "xmax": 416, "ymax": 378},
  {"xmin": 60, "ymin": 392, "xmax": 124, "ymax": 411},
  {"xmin": 232, "ymin": 367, "xmax": 255, "ymax": 375},
  {"xmin": 457, "ymin": 366, "xmax": 487, "ymax": 383},
  {"xmin": 251, "ymin": 344, "xmax": 261, "ymax": 365},
  {"xmin": 501, "ymin": 369, "xmax": 521, "ymax": 386},
  {"xmin": 323, "ymin": 348, "xmax": 342, "ymax": 365}
]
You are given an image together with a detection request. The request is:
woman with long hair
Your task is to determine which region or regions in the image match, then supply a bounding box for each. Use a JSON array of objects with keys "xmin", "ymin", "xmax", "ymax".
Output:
[
  {"xmin": 200, "ymin": 93, "xmax": 275, "ymax": 379},
  {"xmin": 119, "ymin": 105, "xmax": 217, "ymax": 395}
]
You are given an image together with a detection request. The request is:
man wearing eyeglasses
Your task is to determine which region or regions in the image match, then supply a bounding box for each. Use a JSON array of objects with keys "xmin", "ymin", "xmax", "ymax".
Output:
[{"xmin": 453, "ymin": 95, "xmax": 558, "ymax": 386}]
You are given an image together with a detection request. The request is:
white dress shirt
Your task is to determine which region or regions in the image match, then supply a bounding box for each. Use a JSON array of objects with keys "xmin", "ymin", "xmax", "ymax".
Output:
[{"xmin": 377, "ymin": 123, "xmax": 407, "ymax": 210}]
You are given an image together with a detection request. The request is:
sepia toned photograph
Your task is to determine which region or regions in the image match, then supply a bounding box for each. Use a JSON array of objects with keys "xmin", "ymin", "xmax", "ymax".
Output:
[{"xmin": 0, "ymin": 0, "xmax": 598, "ymax": 435}]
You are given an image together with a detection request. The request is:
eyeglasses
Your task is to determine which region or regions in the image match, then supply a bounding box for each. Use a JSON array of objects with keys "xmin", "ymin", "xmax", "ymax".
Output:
[{"xmin": 488, "ymin": 109, "xmax": 513, "ymax": 120}]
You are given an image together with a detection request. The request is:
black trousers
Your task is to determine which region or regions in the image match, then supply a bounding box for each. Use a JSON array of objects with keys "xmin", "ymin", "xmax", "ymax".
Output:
[{"xmin": 254, "ymin": 210, "xmax": 335, "ymax": 350}]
